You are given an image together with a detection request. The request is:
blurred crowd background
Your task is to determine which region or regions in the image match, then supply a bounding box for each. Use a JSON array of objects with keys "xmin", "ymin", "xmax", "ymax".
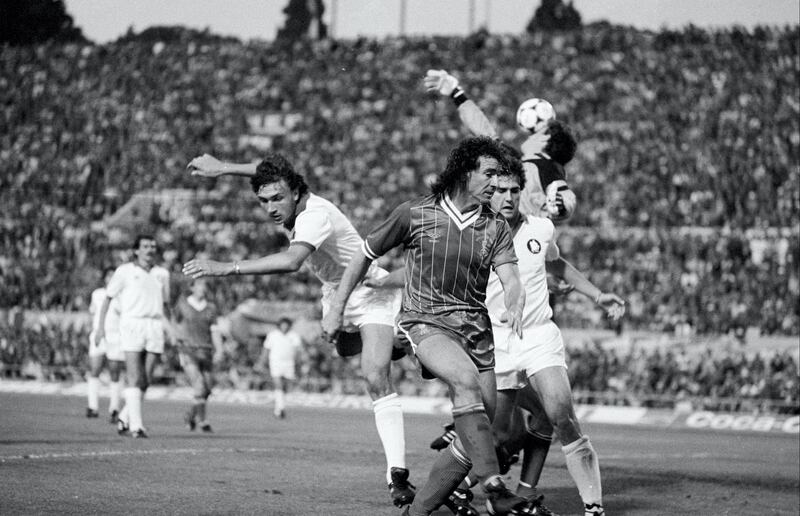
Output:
[{"xmin": 0, "ymin": 14, "xmax": 797, "ymax": 413}]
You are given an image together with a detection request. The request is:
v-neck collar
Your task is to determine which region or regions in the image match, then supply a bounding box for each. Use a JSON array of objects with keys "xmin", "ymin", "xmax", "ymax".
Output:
[{"xmin": 440, "ymin": 194, "xmax": 481, "ymax": 231}]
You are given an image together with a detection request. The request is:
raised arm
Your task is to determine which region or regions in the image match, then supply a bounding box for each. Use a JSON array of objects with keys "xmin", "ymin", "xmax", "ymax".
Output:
[
  {"xmin": 187, "ymin": 154, "xmax": 259, "ymax": 178},
  {"xmin": 424, "ymin": 69, "xmax": 498, "ymax": 139},
  {"xmin": 546, "ymin": 257, "xmax": 626, "ymax": 321},
  {"xmin": 182, "ymin": 244, "xmax": 313, "ymax": 279}
]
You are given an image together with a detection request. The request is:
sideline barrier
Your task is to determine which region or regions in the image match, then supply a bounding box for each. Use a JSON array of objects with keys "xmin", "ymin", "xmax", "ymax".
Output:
[{"xmin": 1, "ymin": 380, "xmax": 796, "ymax": 434}]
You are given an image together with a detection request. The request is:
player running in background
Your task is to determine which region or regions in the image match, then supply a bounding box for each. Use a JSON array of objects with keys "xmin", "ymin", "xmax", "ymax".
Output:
[
  {"xmin": 424, "ymin": 69, "xmax": 577, "ymax": 222},
  {"xmin": 96, "ymin": 235, "xmax": 172, "ymax": 438},
  {"xmin": 256, "ymin": 317, "xmax": 303, "ymax": 419},
  {"xmin": 183, "ymin": 153, "xmax": 415, "ymax": 508},
  {"xmin": 86, "ymin": 267, "xmax": 124, "ymax": 423},
  {"xmin": 322, "ymin": 136, "xmax": 528, "ymax": 516},
  {"xmin": 173, "ymin": 278, "xmax": 222, "ymax": 433}
]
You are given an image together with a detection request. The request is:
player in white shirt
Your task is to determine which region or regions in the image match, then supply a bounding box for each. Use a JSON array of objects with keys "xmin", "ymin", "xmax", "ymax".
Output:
[
  {"xmin": 86, "ymin": 267, "xmax": 124, "ymax": 422},
  {"xmin": 96, "ymin": 235, "xmax": 172, "ymax": 438},
  {"xmin": 257, "ymin": 317, "xmax": 303, "ymax": 419},
  {"xmin": 183, "ymin": 152, "xmax": 415, "ymax": 508}
]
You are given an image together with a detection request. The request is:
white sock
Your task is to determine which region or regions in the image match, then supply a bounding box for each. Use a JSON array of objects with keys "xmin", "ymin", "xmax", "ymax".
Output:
[
  {"xmin": 274, "ymin": 390, "xmax": 285, "ymax": 414},
  {"xmin": 562, "ymin": 435, "xmax": 603, "ymax": 507},
  {"xmin": 108, "ymin": 381, "xmax": 122, "ymax": 413},
  {"xmin": 118, "ymin": 404, "xmax": 129, "ymax": 425},
  {"xmin": 87, "ymin": 377, "xmax": 100, "ymax": 411},
  {"xmin": 372, "ymin": 392, "xmax": 406, "ymax": 484},
  {"xmin": 125, "ymin": 387, "xmax": 143, "ymax": 431}
]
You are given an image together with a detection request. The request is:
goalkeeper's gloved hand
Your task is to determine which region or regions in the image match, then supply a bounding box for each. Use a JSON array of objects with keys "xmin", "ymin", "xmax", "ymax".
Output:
[
  {"xmin": 520, "ymin": 131, "xmax": 550, "ymax": 159},
  {"xmin": 424, "ymin": 69, "xmax": 459, "ymax": 96}
]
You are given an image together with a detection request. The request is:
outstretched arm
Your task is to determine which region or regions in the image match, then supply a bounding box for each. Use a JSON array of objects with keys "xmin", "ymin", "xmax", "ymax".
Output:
[
  {"xmin": 320, "ymin": 249, "xmax": 374, "ymax": 339},
  {"xmin": 182, "ymin": 244, "xmax": 313, "ymax": 279},
  {"xmin": 187, "ymin": 154, "xmax": 259, "ymax": 178},
  {"xmin": 424, "ymin": 69, "xmax": 498, "ymax": 139},
  {"xmin": 546, "ymin": 257, "xmax": 626, "ymax": 320}
]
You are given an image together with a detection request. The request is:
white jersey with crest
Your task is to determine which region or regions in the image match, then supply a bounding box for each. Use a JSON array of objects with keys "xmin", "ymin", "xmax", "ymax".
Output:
[
  {"xmin": 485, "ymin": 215, "xmax": 560, "ymax": 328},
  {"xmin": 106, "ymin": 263, "xmax": 169, "ymax": 319},
  {"xmin": 290, "ymin": 193, "xmax": 383, "ymax": 288}
]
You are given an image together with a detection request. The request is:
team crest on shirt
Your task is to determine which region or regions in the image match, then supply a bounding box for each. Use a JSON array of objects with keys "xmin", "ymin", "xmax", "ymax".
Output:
[
  {"xmin": 526, "ymin": 239, "xmax": 542, "ymax": 254},
  {"xmin": 424, "ymin": 229, "xmax": 442, "ymax": 243}
]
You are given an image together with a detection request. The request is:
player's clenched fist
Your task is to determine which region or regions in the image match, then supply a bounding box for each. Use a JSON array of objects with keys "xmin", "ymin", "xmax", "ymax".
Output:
[
  {"xmin": 187, "ymin": 154, "xmax": 225, "ymax": 178},
  {"xmin": 424, "ymin": 69, "xmax": 459, "ymax": 96}
]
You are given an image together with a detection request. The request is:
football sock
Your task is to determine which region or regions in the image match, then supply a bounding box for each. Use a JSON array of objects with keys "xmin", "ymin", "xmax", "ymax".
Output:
[
  {"xmin": 108, "ymin": 380, "xmax": 122, "ymax": 413},
  {"xmin": 452, "ymin": 403, "xmax": 499, "ymax": 484},
  {"xmin": 407, "ymin": 444, "xmax": 471, "ymax": 516},
  {"xmin": 273, "ymin": 389, "xmax": 285, "ymax": 415},
  {"xmin": 195, "ymin": 400, "xmax": 206, "ymax": 423},
  {"xmin": 125, "ymin": 387, "xmax": 143, "ymax": 431},
  {"xmin": 516, "ymin": 480, "xmax": 537, "ymax": 498},
  {"xmin": 372, "ymin": 392, "xmax": 406, "ymax": 484},
  {"xmin": 87, "ymin": 376, "xmax": 100, "ymax": 411},
  {"xmin": 519, "ymin": 431, "xmax": 552, "ymax": 490},
  {"xmin": 118, "ymin": 404, "xmax": 129, "ymax": 425},
  {"xmin": 562, "ymin": 435, "xmax": 602, "ymax": 507}
]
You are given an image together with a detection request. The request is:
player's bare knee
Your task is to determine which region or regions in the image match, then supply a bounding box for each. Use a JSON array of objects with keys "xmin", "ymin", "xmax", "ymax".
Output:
[{"xmin": 363, "ymin": 370, "xmax": 391, "ymax": 395}]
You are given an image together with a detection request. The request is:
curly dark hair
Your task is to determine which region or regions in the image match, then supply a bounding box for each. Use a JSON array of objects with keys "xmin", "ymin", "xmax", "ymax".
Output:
[
  {"xmin": 431, "ymin": 136, "xmax": 510, "ymax": 197},
  {"xmin": 544, "ymin": 120, "xmax": 577, "ymax": 165},
  {"xmin": 250, "ymin": 153, "xmax": 309, "ymax": 197}
]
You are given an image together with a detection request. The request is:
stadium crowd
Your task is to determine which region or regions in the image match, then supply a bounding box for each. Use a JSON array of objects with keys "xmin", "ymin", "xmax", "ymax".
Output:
[{"xmin": 1, "ymin": 24, "xmax": 798, "ymax": 411}]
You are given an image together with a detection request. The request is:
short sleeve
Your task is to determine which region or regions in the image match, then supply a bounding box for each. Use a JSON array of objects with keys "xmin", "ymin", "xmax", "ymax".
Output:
[
  {"xmin": 490, "ymin": 218, "xmax": 518, "ymax": 268},
  {"xmin": 105, "ymin": 266, "xmax": 125, "ymax": 299},
  {"xmin": 363, "ymin": 201, "xmax": 413, "ymax": 260},
  {"xmin": 292, "ymin": 208, "xmax": 334, "ymax": 250}
]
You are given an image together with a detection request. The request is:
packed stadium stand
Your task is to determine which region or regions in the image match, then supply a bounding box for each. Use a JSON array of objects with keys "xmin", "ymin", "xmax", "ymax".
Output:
[{"xmin": 1, "ymin": 24, "xmax": 797, "ymax": 412}]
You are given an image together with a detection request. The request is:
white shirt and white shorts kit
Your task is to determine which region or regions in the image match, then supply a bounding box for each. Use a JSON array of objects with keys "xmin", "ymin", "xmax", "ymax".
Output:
[
  {"xmin": 264, "ymin": 329, "xmax": 303, "ymax": 380},
  {"xmin": 88, "ymin": 287, "xmax": 124, "ymax": 361},
  {"xmin": 106, "ymin": 263, "xmax": 170, "ymax": 354},
  {"xmin": 485, "ymin": 215, "xmax": 567, "ymax": 390},
  {"xmin": 292, "ymin": 194, "xmax": 400, "ymax": 331}
]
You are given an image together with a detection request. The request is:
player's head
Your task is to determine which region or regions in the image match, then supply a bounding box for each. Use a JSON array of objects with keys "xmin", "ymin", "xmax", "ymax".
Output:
[
  {"xmin": 278, "ymin": 317, "xmax": 293, "ymax": 332},
  {"xmin": 250, "ymin": 153, "xmax": 309, "ymax": 227},
  {"xmin": 491, "ymin": 153, "xmax": 525, "ymax": 222},
  {"xmin": 132, "ymin": 234, "xmax": 158, "ymax": 267},
  {"xmin": 431, "ymin": 136, "xmax": 508, "ymax": 204},
  {"xmin": 543, "ymin": 120, "xmax": 577, "ymax": 165}
]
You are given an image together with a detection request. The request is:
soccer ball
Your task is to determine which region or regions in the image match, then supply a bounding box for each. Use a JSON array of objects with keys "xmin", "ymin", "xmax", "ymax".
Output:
[{"xmin": 516, "ymin": 98, "xmax": 556, "ymax": 133}]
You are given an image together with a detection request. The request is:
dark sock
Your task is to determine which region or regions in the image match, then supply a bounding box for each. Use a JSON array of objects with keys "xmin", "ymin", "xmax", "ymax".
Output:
[
  {"xmin": 453, "ymin": 404, "xmax": 499, "ymax": 483},
  {"xmin": 407, "ymin": 446, "xmax": 471, "ymax": 516}
]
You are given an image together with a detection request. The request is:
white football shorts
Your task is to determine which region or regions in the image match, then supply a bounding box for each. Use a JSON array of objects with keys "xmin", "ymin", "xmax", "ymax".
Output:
[
  {"xmin": 270, "ymin": 360, "xmax": 297, "ymax": 380},
  {"xmin": 321, "ymin": 275, "xmax": 400, "ymax": 330},
  {"xmin": 494, "ymin": 320, "xmax": 567, "ymax": 391},
  {"xmin": 88, "ymin": 330, "xmax": 124, "ymax": 361},
  {"xmin": 119, "ymin": 317, "xmax": 165, "ymax": 354}
]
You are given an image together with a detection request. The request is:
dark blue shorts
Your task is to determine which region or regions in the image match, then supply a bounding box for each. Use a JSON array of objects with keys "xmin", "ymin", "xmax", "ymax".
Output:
[{"xmin": 397, "ymin": 309, "xmax": 495, "ymax": 376}]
